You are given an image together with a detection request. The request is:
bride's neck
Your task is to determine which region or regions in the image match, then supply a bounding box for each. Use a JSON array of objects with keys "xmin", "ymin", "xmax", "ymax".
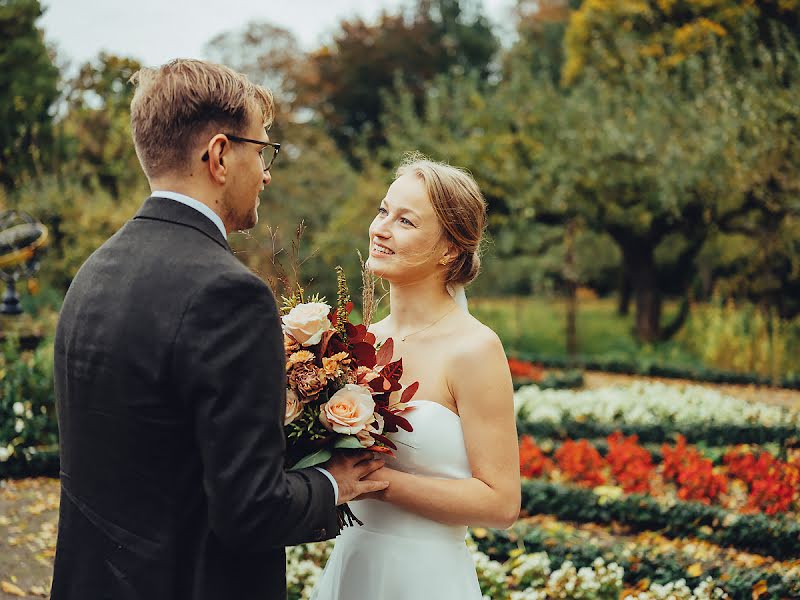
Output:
[{"xmin": 386, "ymin": 277, "xmax": 454, "ymax": 331}]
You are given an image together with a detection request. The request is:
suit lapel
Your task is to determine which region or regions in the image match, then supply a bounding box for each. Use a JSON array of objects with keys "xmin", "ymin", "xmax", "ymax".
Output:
[{"xmin": 134, "ymin": 196, "xmax": 231, "ymax": 252}]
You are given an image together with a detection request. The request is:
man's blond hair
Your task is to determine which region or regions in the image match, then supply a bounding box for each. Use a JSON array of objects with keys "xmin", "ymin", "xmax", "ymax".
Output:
[{"xmin": 129, "ymin": 59, "xmax": 274, "ymax": 179}]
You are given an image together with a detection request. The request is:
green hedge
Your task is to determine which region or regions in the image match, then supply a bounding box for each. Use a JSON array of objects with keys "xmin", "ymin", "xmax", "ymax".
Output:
[
  {"xmin": 512, "ymin": 369, "xmax": 584, "ymax": 391},
  {"xmin": 516, "ymin": 419, "xmax": 800, "ymax": 446},
  {"xmin": 475, "ymin": 525, "xmax": 798, "ymax": 600},
  {"xmin": 520, "ymin": 480, "xmax": 800, "ymax": 560},
  {"xmin": 0, "ymin": 337, "xmax": 59, "ymax": 479},
  {"xmin": 512, "ymin": 351, "xmax": 800, "ymax": 389}
]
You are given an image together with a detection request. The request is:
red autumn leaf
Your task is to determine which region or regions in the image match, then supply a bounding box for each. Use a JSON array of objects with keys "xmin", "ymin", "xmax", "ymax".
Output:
[
  {"xmin": 350, "ymin": 342, "xmax": 377, "ymax": 368},
  {"xmin": 376, "ymin": 338, "xmax": 394, "ymax": 367},
  {"xmin": 345, "ymin": 301, "xmax": 354, "ymax": 314},
  {"xmin": 379, "ymin": 408, "xmax": 413, "ymax": 432},
  {"xmin": 363, "ymin": 331, "xmax": 376, "ymax": 345},
  {"xmin": 381, "ymin": 358, "xmax": 403, "ymax": 383},
  {"xmin": 370, "ymin": 432, "xmax": 397, "ymax": 450},
  {"xmin": 327, "ymin": 335, "xmax": 349, "ymax": 356},
  {"xmin": 370, "ymin": 445, "xmax": 395, "ymax": 455},
  {"xmin": 329, "ymin": 309, "xmax": 338, "ymax": 328},
  {"xmin": 370, "ymin": 376, "xmax": 402, "ymax": 394},
  {"xmin": 319, "ymin": 329, "xmax": 336, "ymax": 357},
  {"xmin": 400, "ymin": 381, "xmax": 420, "ymax": 404}
]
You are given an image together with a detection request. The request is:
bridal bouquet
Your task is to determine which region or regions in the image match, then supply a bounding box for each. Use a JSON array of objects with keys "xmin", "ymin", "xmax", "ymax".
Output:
[{"xmin": 281, "ymin": 267, "xmax": 416, "ymax": 525}]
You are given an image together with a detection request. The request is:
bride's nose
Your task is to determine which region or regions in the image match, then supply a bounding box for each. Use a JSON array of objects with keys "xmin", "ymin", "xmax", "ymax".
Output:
[{"xmin": 370, "ymin": 219, "xmax": 391, "ymax": 240}]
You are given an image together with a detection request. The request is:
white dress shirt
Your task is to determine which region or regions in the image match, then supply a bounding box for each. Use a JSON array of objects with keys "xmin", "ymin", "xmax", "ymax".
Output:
[{"xmin": 152, "ymin": 191, "xmax": 339, "ymax": 504}]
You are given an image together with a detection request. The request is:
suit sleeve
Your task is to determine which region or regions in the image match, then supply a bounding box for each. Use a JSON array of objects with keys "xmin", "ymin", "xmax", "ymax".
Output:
[{"xmin": 172, "ymin": 270, "xmax": 340, "ymax": 550}]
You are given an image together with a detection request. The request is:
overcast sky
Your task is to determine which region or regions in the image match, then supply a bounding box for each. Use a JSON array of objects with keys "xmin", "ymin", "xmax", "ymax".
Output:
[{"xmin": 41, "ymin": 0, "xmax": 517, "ymax": 69}]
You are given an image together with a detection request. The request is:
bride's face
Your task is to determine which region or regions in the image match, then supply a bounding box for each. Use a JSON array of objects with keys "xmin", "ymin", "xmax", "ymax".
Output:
[{"xmin": 367, "ymin": 173, "xmax": 449, "ymax": 283}]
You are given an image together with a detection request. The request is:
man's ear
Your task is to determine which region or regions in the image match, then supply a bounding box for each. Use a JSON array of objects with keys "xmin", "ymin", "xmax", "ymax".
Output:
[{"xmin": 206, "ymin": 135, "xmax": 228, "ymax": 183}]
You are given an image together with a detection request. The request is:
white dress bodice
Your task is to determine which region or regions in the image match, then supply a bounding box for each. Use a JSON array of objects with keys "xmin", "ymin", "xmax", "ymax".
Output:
[{"xmin": 311, "ymin": 400, "xmax": 483, "ymax": 600}]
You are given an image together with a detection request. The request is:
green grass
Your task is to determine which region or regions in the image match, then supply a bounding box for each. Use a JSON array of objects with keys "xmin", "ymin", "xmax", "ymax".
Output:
[{"xmin": 469, "ymin": 296, "xmax": 697, "ymax": 364}]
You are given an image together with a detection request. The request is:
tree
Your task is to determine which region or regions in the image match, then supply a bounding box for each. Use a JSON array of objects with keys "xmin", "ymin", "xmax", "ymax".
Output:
[
  {"xmin": 308, "ymin": 0, "xmax": 498, "ymax": 159},
  {"xmin": 0, "ymin": 0, "xmax": 59, "ymax": 191},
  {"xmin": 561, "ymin": 0, "xmax": 800, "ymax": 85},
  {"xmin": 203, "ymin": 22, "xmax": 309, "ymax": 136},
  {"xmin": 59, "ymin": 53, "xmax": 144, "ymax": 196}
]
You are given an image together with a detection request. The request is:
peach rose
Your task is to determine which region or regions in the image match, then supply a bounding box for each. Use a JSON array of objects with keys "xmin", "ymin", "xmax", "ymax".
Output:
[
  {"xmin": 282, "ymin": 302, "xmax": 332, "ymax": 347},
  {"xmin": 355, "ymin": 413, "xmax": 385, "ymax": 448},
  {"xmin": 320, "ymin": 384, "xmax": 376, "ymax": 435},
  {"xmin": 284, "ymin": 389, "xmax": 303, "ymax": 425}
]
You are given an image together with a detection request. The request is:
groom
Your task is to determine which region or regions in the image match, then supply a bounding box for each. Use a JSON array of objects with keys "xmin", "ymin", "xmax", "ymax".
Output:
[{"xmin": 51, "ymin": 59, "xmax": 387, "ymax": 600}]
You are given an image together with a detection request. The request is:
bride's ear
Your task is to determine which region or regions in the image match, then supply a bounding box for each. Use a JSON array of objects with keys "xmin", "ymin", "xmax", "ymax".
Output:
[{"xmin": 439, "ymin": 243, "xmax": 458, "ymax": 266}]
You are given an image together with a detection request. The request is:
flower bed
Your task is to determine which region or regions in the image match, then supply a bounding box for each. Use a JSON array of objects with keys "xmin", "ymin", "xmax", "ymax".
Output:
[
  {"xmin": 515, "ymin": 382, "xmax": 800, "ymax": 445},
  {"xmin": 520, "ymin": 434, "xmax": 800, "ymax": 515},
  {"xmin": 472, "ymin": 516, "xmax": 800, "ymax": 600},
  {"xmin": 284, "ymin": 536, "xmax": 730, "ymax": 600},
  {"xmin": 508, "ymin": 357, "xmax": 584, "ymax": 391}
]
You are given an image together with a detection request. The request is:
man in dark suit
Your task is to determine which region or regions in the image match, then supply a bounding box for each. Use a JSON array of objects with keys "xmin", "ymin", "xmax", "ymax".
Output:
[{"xmin": 51, "ymin": 59, "xmax": 387, "ymax": 600}]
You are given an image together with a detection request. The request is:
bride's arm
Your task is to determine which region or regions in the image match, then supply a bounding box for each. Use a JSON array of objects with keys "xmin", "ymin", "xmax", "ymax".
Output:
[{"xmin": 366, "ymin": 329, "xmax": 521, "ymax": 529}]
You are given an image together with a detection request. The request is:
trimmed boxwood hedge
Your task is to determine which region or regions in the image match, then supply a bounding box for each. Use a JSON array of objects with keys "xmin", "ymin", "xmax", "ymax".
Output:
[
  {"xmin": 520, "ymin": 479, "xmax": 800, "ymax": 560},
  {"xmin": 511, "ymin": 351, "xmax": 800, "ymax": 390},
  {"xmin": 516, "ymin": 419, "xmax": 800, "ymax": 447}
]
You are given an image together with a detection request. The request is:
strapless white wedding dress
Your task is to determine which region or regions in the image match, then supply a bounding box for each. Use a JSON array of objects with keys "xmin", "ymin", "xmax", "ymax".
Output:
[{"xmin": 311, "ymin": 399, "xmax": 482, "ymax": 600}]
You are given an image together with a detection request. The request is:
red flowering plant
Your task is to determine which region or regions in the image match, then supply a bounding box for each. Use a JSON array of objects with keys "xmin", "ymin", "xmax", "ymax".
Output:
[
  {"xmin": 661, "ymin": 435, "xmax": 727, "ymax": 504},
  {"xmin": 519, "ymin": 435, "xmax": 553, "ymax": 479},
  {"xmin": 280, "ymin": 267, "xmax": 417, "ymax": 526},
  {"xmin": 553, "ymin": 439, "xmax": 606, "ymax": 487},
  {"xmin": 724, "ymin": 447, "xmax": 800, "ymax": 515},
  {"xmin": 605, "ymin": 432, "xmax": 654, "ymax": 494}
]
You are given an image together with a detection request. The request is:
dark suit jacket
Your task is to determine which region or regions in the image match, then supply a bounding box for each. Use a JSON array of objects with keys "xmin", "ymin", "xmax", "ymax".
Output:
[{"xmin": 51, "ymin": 196, "xmax": 339, "ymax": 600}]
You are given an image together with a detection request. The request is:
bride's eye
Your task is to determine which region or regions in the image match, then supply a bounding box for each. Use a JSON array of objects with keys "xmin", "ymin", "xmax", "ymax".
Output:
[
  {"xmin": 377, "ymin": 206, "xmax": 388, "ymax": 215},
  {"xmin": 400, "ymin": 217, "xmax": 415, "ymax": 227}
]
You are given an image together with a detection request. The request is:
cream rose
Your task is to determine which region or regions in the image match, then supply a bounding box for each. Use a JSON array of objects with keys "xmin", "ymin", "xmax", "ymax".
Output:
[
  {"xmin": 356, "ymin": 413, "xmax": 386, "ymax": 448},
  {"xmin": 282, "ymin": 302, "xmax": 332, "ymax": 347},
  {"xmin": 284, "ymin": 389, "xmax": 303, "ymax": 425},
  {"xmin": 320, "ymin": 384, "xmax": 376, "ymax": 435}
]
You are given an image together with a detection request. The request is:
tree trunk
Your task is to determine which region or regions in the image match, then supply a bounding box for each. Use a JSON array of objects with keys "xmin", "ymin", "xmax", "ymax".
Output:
[
  {"xmin": 617, "ymin": 268, "xmax": 631, "ymax": 316},
  {"xmin": 564, "ymin": 220, "xmax": 578, "ymax": 357},
  {"xmin": 624, "ymin": 245, "xmax": 662, "ymax": 343}
]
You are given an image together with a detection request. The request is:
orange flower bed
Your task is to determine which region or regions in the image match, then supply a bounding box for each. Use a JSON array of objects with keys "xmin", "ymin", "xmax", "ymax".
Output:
[{"xmin": 519, "ymin": 434, "xmax": 800, "ymax": 515}]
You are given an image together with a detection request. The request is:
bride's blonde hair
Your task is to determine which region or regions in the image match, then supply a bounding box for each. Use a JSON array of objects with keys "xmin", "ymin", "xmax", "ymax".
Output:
[{"xmin": 395, "ymin": 154, "xmax": 487, "ymax": 285}]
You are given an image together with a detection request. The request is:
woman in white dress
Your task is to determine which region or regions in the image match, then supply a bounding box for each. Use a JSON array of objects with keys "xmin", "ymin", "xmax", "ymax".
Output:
[{"xmin": 312, "ymin": 156, "xmax": 520, "ymax": 600}]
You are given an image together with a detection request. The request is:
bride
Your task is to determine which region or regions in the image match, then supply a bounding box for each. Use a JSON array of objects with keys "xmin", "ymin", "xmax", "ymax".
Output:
[{"xmin": 312, "ymin": 156, "xmax": 520, "ymax": 599}]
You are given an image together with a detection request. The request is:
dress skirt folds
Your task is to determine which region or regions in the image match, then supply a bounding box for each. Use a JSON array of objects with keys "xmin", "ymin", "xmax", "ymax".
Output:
[{"xmin": 311, "ymin": 400, "xmax": 482, "ymax": 600}]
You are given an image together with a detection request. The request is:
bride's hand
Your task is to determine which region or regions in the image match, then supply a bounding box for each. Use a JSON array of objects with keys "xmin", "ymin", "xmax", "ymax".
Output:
[{"xmin": 355, "ymin": 465, "xmax": 394, "ymax": 501}]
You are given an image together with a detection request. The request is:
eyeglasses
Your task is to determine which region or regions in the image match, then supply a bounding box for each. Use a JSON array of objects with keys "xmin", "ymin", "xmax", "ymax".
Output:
[{"xmin": 202, "ymin": 134, "xmax": 281, "ymax": 172}]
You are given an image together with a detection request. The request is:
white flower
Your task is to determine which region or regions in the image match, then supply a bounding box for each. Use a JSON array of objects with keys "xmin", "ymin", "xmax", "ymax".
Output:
[
  {"xmin": 14, "ymin": 419, "xmax": 24, "ymax": 433},
  {"xmin": 12, "ymin": 402, "xmax": 24, "ymax": 416},
  {"xmin": 281, "ymin": 302, "xmax": 331, "ymax": 346},
  {"xmin": 514, "ymin": 381, "xmax": 799, "ymax": 429},
  {"xmin": 0, "ymin": 445, "xmax": 12, "ymax": 462},
  {"xmin": 282, "ymin": 302, "xmax": 333, "ymax": 347}
]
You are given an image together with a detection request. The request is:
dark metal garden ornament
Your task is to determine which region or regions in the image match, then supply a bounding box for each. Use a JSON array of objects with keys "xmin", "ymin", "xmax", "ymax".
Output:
[{"xmin": 0, "ymin": 210, "xmax": 48, "ymax": 315}]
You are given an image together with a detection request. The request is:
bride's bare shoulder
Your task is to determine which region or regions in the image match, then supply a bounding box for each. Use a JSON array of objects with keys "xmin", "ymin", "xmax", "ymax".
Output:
[{"xmin": 450, "ymin": 312, "xmax": 504, "ymax": 357}]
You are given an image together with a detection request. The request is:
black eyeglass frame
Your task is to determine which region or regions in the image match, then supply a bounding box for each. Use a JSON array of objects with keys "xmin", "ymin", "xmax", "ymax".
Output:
[{"xmin": 201, "ymin": 134, "xmax": 281, "ymax": 171}]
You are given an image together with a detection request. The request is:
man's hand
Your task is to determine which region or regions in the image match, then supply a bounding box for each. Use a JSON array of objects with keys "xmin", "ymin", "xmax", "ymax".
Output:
[{"xmin": 323, "ymin": 451, "xmax": 389, "ymax": 505}]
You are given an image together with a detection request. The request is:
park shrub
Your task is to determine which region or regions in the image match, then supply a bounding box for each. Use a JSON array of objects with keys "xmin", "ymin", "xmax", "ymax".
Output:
[{"xmin": 0, "ymin": 336, "xmax": 59, "ymax": 477}]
